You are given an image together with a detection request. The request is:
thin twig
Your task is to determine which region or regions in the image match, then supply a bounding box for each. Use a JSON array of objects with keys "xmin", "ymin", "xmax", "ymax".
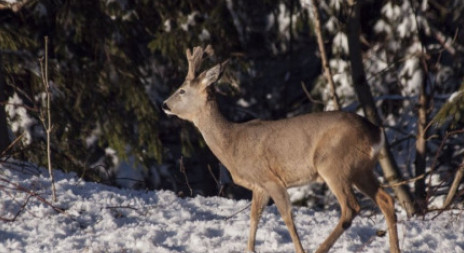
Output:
[
  {"xmin": 5, "ymin": 80, "xmax": 37, "ymax": 107},
  {"xmin": 39, "ymin": 36, "xmax": 56, "ymax": 202},
  {"xmin": 429, "ymin": 203, "xmax": 464, "ymax": 221},
  {"xmin": 382, "ymin": 173, "xmax": 426, "ymax": 188},
  {"xmin": 0, "ymin": 176, "xmax": 65, "ymax": 216},
  {"xmin": 0, "ymin": 132, "xmax": 24, "ymax": 157},
  {"xmin": 0, "ymin": 101, "xmax": 39, "ymax": 113},
  {"xmin": 421, "ymin": 130, "xmax": 464, "ymax": 210},
  {"xmin": 301, "ymin": 82, "xmax": 324, "ymax": 105},
  {"xmin": 427, "ymin": 129, "xmax": 464, "ymax": 193},
  {"xmin": 207, "ymin": 164, "xmax": 226, "ymax": 196},
  {"xmin": 207, "ymin": 164, "xmax": 219, "ymax": 186},
  {"xmin": 442, "ymin": 160, "xmax": 464, "ymax": 208},
  {"xmin": 0, "ymin": 193, "xmax": 33, "ymax": 222},
  {"xmin": 105, "ymin": 205, "xmax": 140, "ymax": 211},
  {"xmin": 224, "ymin": 203, "xmax": 251, "ymax": 221},
  {"xmin": 179, "ymin": 156, "xmax": 193, "ymax": 197},
  {"xmin": 105, "ymin": 205, "xmax": 146, "ymax": 216},
  {"xmin": 310, "ymin": 0, "xmax": 341, "ymax": 110}
]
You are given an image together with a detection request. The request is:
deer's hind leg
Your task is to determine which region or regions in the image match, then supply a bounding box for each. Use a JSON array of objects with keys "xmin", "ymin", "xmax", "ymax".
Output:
[
  {"xmin": 353, "ymin": 171, "xmax": 400, "ymax": 253},
  {"xmin": 316, "ymin": 171, "xmax": 361, "ymax": 253}
]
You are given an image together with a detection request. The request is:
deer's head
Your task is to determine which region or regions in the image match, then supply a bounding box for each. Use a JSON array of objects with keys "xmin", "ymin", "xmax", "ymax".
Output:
[{"xmin": 162, "ymin": 45, "xmax": 227, "ymax": 122}]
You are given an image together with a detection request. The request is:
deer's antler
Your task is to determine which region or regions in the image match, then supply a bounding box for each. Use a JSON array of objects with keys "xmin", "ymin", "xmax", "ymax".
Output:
[{"xmin": 186, "ymin": 45, "xmax": 214, "ymax": 80}]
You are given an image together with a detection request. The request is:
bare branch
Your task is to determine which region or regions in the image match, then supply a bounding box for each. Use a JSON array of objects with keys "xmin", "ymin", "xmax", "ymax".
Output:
[
  {"xmin": 301, "ymin": 82, "xmax": 324, "ymax": 105},
  {"xmin": 442, "ymin": 163, "xmax": 464, "ymax": 209},
  {"xmin": 39, "ymin": 36, "xmax": 56, "ymax": 202},
  {"xmin": 179, "ymin": 156, "xmax": 193, "ymax": 197},
  {"xmin": 224, "ymin": 203, "xmax": 251, "ymax": 221},
  {"xmin": 0, "ymin": 132, "xmax": 24, "ymax": 157},
  {"xmin": 310, "ymin": 0, "xmax": 340, "ymax": 110},
  {"xmin": 383, "ymin": 173, "xmax": 426, "ymax": 188},
  {"xmin": 0, "ymin": 176, "xmax": 65, "ymax": 220}
]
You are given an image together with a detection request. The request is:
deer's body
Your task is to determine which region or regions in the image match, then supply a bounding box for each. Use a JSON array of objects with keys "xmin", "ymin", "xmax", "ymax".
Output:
[
  {"xmin": 196, "ymin": 102, "xmax": 381, "ymax": 190},
  {"xmin": 163, "ymin": 46, "xmax": 400, "ymax": 253}
]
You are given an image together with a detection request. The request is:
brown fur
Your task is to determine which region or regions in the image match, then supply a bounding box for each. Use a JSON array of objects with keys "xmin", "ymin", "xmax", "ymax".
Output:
[{"xmin": 163, "ymin": 46, "xmax": 400, "ymax": 253}]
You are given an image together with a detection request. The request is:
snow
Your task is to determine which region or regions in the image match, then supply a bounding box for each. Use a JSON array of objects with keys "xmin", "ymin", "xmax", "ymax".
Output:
[
  {"xmin": 1, "ymin": 161, "xmax": 464, "ymax": 253},
  {"xmin": 329, "ymin": 0, "xmax": 343, "ymax": 12},
  {"xmin": 374, "ymin": 19, "xmax": 392, "ymax": 35},
  {"xmin": 448, "ymin": 90, "xmax": 463, "ymax": 103},
  {"xmin": 199, "ymin": 28, "xmax": 211, "ymax": 42},
  {"xmin": 332, "ymin": 32, "xmax": 349, "ymax": 55},
  {"xmin": 381, "ymin": 2, "xmax": 401, "ymax": 22},
  {"xmin": 399, "ymin": 56, "xmax": 423, "ymax": 96},
  {"xmin": 164, "ymin": 19, "xmax": 172, "ymax": 32},
  {"xmin": 5, "ymin": 93, "xmax": 39, "ymax": 145},
  {"xmin": 181, "ymin": 12, "xmax": 200, "ymax": 31},
  {"xmin": 276, "ymin": 3, "xmax": 291, "ymax": 40},
  {"xmin": 325, "ymin": 16, "xmax": 338, "ymax": 33},
  {"xmin": 397, "ymin": 16, "xmax": 416, "ymax": 39}
]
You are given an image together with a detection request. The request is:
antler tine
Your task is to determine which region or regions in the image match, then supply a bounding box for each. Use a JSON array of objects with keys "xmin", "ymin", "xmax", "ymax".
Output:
[
  {"xmin": 186, "ymin": 46, "xmax": 209, "ymax": 80},
  {"xmin": 186, "ymin": 48, "xmax": 195, "ymax": 80}
]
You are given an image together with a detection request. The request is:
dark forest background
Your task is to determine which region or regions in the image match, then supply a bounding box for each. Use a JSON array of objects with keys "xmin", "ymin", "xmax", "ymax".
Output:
[{"xmin": 1, "ymin": 0, "xmax": 463, "ymax": 214}]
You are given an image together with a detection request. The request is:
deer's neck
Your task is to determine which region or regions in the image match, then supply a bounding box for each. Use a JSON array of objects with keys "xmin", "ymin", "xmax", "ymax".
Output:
[{"xmin": 193, "ymin": 101, "xmax": 234, "ymax": 162}]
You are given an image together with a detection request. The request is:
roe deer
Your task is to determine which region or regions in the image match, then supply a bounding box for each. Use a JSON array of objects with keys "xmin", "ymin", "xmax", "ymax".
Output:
[{"xmin": 162, "ymin": 45, "xmax": 400, "ymax": 253}]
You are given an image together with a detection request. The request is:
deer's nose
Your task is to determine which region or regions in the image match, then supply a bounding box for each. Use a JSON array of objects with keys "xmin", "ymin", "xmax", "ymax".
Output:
[{"xmin": 162, "ymin": 102, "xmax": 170, "ymax": 111}]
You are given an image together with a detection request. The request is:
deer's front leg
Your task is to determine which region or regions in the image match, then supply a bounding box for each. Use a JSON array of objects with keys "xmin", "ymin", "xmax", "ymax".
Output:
[{"xmin": 247, "ymin": 189, "xmax": 270, "ymax": 252}]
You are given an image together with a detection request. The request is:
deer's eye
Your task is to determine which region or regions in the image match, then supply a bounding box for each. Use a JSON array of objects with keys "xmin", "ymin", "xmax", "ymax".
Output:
[{"xmin": 179, "ymin": 89, "xmax": 186, "ymax": 95}]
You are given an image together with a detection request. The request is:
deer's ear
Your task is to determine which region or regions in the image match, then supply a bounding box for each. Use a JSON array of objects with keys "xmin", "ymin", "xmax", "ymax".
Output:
[{"xmin": 200, "ymin": 60, "xmax": 229, "ymax": 88}]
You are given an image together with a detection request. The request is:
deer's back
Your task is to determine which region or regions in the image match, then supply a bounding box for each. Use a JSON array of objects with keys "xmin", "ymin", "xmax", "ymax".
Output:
[{"xmin": 227, "ymin": 111, "xmax": 382, "ymax": 188}]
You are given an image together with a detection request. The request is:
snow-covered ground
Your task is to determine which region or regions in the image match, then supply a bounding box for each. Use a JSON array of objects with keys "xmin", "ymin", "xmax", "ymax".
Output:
[{"xmin": 1, "ymin": 161, "xmax": 463, "ymax": 253}]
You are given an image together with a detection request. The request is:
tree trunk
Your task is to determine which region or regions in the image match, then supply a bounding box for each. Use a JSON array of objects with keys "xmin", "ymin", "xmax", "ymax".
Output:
[
  {"xmin": 346, "ymin": 1, "xmax": 416, "ymax": 216},
  {"xmin": 0, "ymin": 54, "xmax": 10, "ymax": 153},
  {"xmin": 414, "ymin": 66, "xmax": 428, "ymax": 213}
]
